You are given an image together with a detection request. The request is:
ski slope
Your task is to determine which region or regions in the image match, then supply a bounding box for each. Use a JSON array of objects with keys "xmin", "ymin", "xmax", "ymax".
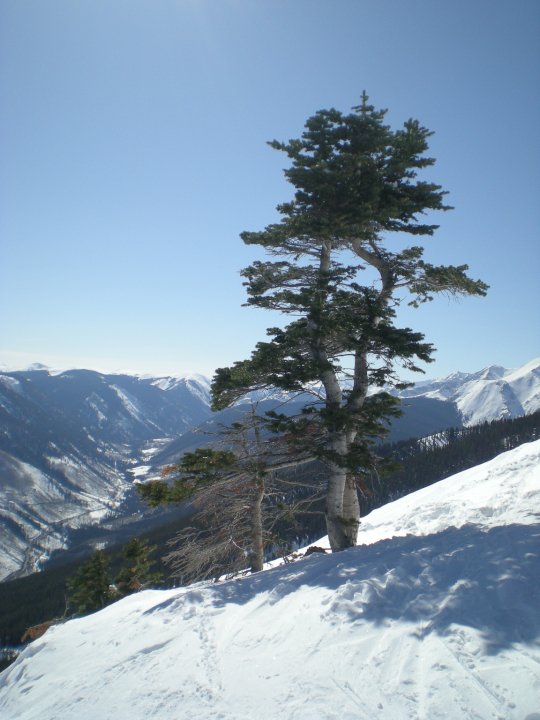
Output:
[{"xmin": 1, "ymin": 441, "xmax": 539, "ymax": 720}]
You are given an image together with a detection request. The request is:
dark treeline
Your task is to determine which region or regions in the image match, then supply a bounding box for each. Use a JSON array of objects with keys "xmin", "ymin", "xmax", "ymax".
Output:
[
  {"xmin": 0, "ymin": 524, "xmax": 174, "ymax": 648},
  {"xmin": 271, "ymin": 410, "xmax": 540, "ymax": 547},
  {"xmin": 372, "ymin": 409, "xmax": 540, "ymax": 509},
  {"xmin": 1, "ymin": 410, "xmax": 538, "ymax": 648}
]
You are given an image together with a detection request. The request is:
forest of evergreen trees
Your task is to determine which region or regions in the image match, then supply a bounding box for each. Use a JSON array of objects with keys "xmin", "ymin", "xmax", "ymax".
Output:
[{"xmin": 374, "ymin": 410, "xmax": 539, "ymax": 509}]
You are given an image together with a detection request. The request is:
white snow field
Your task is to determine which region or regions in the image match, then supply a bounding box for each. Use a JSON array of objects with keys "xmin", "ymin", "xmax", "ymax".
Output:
[{"xmin": 1, "ymin": 440, "xmax": 539, "ymax": 720}]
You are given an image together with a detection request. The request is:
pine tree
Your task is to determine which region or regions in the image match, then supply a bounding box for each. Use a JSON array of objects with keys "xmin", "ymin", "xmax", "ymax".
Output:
[
  {"xmin": 66, "ymin": 550, "xmax": 112, "ymax": 615},
  {"xmin": 138, "ymin": 406, "xmax": 324, "ymax": 579},
  {"xmin": 114, "ymin": 538, "xmax": 162, "ymax": 595},
  {"xmin": 211, "ymin": 94, "xmax": 488, "ymax": 552},
  {"xmin": 138, "ymin": 422, "xmax": 269, "ymax": 578}
]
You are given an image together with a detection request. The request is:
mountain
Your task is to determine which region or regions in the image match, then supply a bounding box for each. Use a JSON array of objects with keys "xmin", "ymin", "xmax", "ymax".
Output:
[
  {"xmin": 1, "ymin": 440, "xmax": 538, "ymax": 719},
  {"xmin": 0, "ymin": 368, "xmax": 211, "ymax": 580},
  {"xmin": 149, "ymin": 395, "xmax": 462, "ymax": 470},
  {"xmin": 1, "ymin": 358, "xmax": 538, "ymax": 581},
  {"xmin": 398, "ymin": 357, "xmax": 540, "ymax": 426},
  {"xmin": 144, "ymin": 357, "xmax": 540, "ymax": 471}
]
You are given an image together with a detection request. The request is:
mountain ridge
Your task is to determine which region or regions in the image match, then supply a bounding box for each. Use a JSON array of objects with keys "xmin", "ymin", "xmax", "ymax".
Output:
[
  {"xmin": 398, "ymin": 356, "xmax": 540, "ymax": 425},
  {"xmin": 1, "ymin": 358, "xmax": 538, "ymax": 581}
]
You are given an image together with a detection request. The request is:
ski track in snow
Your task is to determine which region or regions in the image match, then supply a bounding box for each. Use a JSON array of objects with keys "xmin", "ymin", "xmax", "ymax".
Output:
[{"xmin": 1, "ymin": 441, "xmax": 539, "ymax": 719}]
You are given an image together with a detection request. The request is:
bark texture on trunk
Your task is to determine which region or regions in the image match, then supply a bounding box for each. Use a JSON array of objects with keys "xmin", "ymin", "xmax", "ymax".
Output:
[
  {"xmin": 341, "ymin": 476, "xmax": 361, "ymax": 546},
  {"xmin": 325, "ymin": 449, "xmax": 361, "ymax": 550},
  {"xmin": 325, "ymin": 462, "xmax": 348, "ymax": 551}
]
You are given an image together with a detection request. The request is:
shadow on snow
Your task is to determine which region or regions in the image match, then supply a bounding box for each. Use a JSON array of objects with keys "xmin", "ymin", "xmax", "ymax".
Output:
[{"xmin": 147, "ymin": 520, "xmax": 540, "ymax": 655}]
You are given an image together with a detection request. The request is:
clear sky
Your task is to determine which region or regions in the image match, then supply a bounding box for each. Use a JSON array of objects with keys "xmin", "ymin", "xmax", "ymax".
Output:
[{"xmin": 1, "ymin": 0, "xmax": 539, "ymax": 380}]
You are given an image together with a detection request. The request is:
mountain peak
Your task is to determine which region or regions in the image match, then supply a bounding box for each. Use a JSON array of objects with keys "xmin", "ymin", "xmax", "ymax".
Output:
[
  {"xmin": 400, "ymin": 358, "xmax": 539, "ymax": 426},
  {"xmin": 478, "ymin": 364, "xmax": 506, "ymax": 380},
  {"xmin": 26, "ymin": 362, "xmax": 51, "ymax": 372}
]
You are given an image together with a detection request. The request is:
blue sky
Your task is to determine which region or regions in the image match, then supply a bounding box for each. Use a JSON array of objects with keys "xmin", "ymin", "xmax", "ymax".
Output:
[{"xmin": 1, "ymin": 0, "xmax": 539, "ymax": 380}]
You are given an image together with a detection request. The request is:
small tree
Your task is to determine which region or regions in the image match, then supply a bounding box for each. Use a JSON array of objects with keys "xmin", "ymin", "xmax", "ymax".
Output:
[
  {"xmin": 211, "ymin": 94, "xmax": 488, "ymax": 551},
  {"xmin": 114, "ymin": 538, "xmax": 162, "ymax": 595},
  {"xmin": 67, "ymin": 550, "xmax": 113, "ymax": 615},
  {"xmin": 138, "ymin": 407, "xmax": 324, "ymax": 580}
]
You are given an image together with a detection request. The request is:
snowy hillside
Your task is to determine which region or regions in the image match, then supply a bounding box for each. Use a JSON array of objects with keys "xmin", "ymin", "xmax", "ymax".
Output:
[
  {"xmin": 400, "ymin": 357, "xmax": 540, "ymax": 426},
  {"xmin": 0, "ymin": 368, "xmax": 211, "ymax": 580},
  {"xmin": 1, "ymin": 440, "xmax": 539, "ymax": 720},
  {"xmin": 0, "ymin": 449, "xmax": 126, "ymax": 580}
]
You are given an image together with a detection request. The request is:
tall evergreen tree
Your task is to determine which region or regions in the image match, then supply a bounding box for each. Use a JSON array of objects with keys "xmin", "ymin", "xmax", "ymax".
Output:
[{"xmin": 211, "ymin": 94, "xmax": 488, "ymax": 551}]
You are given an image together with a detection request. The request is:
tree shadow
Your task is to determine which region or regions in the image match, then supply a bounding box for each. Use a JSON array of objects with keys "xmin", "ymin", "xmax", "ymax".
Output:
[{"xmin": 153, "ymin": 521, "xmax": 540, "ymax": 655}]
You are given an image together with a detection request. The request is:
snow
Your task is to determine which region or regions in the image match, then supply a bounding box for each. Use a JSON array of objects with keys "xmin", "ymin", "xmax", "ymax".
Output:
[
  {"xmin": 504, "ymin": 358, "xmax": 540, "ymax": 415},
  {"xmin": 110, "ymin": 385, "xmax": 149, "ymax": 424},
  {"xmin": 0, "ymin": 375, "xmax": 23, "ymax": 394},
  {"xmin": 150, "ymin": 376, "xmax": 181, "ymax": 391},
  {"xmin": 401, "ymin": 357, "xmax": 540, "ymax": 426},
  {"xmin": 183, "ymin": 374, "xmax": 212, "ymax": 404},
  {"xmin": 0, "ymin": 446, "xmax": 129, "ymax": 580},
  {"xmin": 127, "ymin": 465, "xmax": 152, "ymax": 479},
  {"xmin": 150, "ymin": 373, "xmax": 211, "ymax": 397},
  {"xmin": 0, "ymin": 453, "xmax": 82, "ymax": 578},
  {"xmin": 85, "ymin": 394, "xmax": 108, "ymax": 424},
  {"xmin": 140, "ymin": 445, "xmax": 164, "ymax": 458},
  {"xmin": 1, "ymin": 441, "xmax": 539, "ymax": 720}
]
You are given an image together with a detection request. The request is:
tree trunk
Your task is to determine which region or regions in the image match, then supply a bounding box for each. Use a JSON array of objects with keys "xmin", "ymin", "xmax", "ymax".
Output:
[
  {"xmin": 249, "ymin": 478, "xmax": 265, "ymax": 572},
  {"xmin": 311, "ymin": 239, "xmax": 363, "ymax": 551},
  {"xmin": 341, "ymin": 476, "xmax": 361, "ymax": 545},
  {"xmin": 326, "ymin": 468, "xmax": 361, "ymax": 550},
  {"xmin": 325, "ymin": 462, "xmax": 348, "ymax": 551},
  {"xmin": 324, "ymin": 425, "xmax": 360, "ymax": 551}
]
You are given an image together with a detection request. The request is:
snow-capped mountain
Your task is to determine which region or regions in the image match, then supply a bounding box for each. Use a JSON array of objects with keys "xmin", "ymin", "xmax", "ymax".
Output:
[
  {"xmin": 1, "ymin": 358, "xmax": 538, "ymax": 581},
  {"xmin": 1, "ymin": 440, "xmax": 538, "ymax": 720},
  {"xmin": 399, "ymin": 357, "xmax": 540, "ymax": 426},
  {"xmin": 0, "ymin": 368, "xmax": 211, "ymax": 580},
  {"xmin": 230, "ymin": 358, "xmax": 540, "ymax": 429}
]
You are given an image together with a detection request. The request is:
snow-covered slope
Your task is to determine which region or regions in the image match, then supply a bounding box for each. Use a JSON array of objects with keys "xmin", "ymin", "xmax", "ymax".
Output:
[
  {"xmin": 0, "ymin": 449, "xmax": 126, "ymax": 580},
  {"xmin": 2, "ymin": 440, "xmax": 539, "ymax": 720},
  {"xmin": 0, "ymin": 368, "xmax": 211, "ymax": 580},
  {"xmin": 400, "ymin": 357, "xmax": 540, "ymax": 426}
]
